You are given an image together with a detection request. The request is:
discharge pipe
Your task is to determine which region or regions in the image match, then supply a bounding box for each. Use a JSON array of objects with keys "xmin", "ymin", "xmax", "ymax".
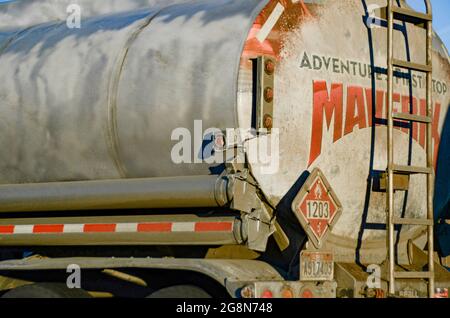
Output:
[{"xmin": 0, "ymin": 175, "xmax": 233, "ymax": 213}]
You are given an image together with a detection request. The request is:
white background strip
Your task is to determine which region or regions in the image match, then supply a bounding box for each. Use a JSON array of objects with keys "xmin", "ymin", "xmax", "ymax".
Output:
[
  {"xmin": 13, "ymin": 225, "xmax": 34, "ymax": 234},
  {"xmin": 171, "ymin": 222, "xmax": 196, "ymax": 232},
  {"xmin": 63, "ymin": 224, "xmax": 84, "ymax": 233},
  {"xmin": 115, "ymin": 223, "xmax": 138, "ymax": 233}
]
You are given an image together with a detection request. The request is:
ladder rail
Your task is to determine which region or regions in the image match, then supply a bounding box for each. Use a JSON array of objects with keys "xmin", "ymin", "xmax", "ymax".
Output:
[
  {"xmin": 386, "ymin": 0, "xmax": 395, "ymax": 297},
  {"xmin": 386, "ymin": 0, "xmax": 434, "ymax": 298},
  {"xmin": 424, "ymin": 0, "xmax": 432, "ymax": 15}
]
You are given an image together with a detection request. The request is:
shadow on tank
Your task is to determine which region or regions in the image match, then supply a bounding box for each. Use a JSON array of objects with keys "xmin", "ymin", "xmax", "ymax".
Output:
[
  {"xmin": 435, "ymin": 106, "xmax": 450, "ymax": 258},
  {"xmin": 259, "ymin": 170, "xmax": 309, "ymax": 280},
  {"xmin": 355, "ymin": 0, "xmax": 414, "ymax": 266},
  {"xmin": 0, "ymin": 0, "xmax": 267, "ymax": 57}
]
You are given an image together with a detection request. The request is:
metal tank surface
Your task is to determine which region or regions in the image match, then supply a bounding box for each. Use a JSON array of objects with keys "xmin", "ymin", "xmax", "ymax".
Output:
[
  {"xmin": 0, "ymin": 0, "xmax": 449, "ymax": 264},
  {"xmin": 237, "ymin": 0, "xmax": 450, "ymax": 262},
  {"xmin": 0, "ymin": 0, "xmax": 267, "ymax": 181}
]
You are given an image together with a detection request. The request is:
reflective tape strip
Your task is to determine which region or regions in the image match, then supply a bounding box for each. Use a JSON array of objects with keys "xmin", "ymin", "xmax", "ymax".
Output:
[
  {"xmin": 84, "ymin": 224, "xmax": 116, "ymax": 233},
  {"xmin": 0, "ymin": 225, "xmax": 14, "ymax": 234},
  {"xmin": 137, "ymin": 223, "xmax": 172, "ymax": 232},
  {"xmin": 116, "ymin": 223, "xmax": 138, "ymax": 233},
  {"xmin": 256, "ymin": 2, "xmax": 285, "ymax": 43},
  {"xmin": 195, "ymin": 222, "xmax": 233, "ymax": 232},
  {"xmin": 14, "ymin": 225, "xmax": 34, "ymax": 234},
  {"xmin": 0, "ymin": 221, "xmax": 234, "ymax": 235},
  {"xmin": 33, "ymin": 224, "xmax": 64, "ymax": 233},
  {"xmin": 64, "ymin": 224, "xmax": 84, "ymax": 233},
  {"xmin": 171, "ymin": 222, "xmax": 195, "ymax": 232}
]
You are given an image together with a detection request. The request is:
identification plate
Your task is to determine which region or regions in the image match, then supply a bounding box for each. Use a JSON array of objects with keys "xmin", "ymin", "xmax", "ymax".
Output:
[
  {"xmin": 300, "ymin": 251, "xmax": 334, "ymax": 281},
  {"xmin": 291, "ymin": 168, "xmax": 342, "ymax": 249}
]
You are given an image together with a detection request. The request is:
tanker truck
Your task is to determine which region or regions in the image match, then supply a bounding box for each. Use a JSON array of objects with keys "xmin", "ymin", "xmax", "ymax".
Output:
[{"xmin": 0, "ymin": 0, "xmax": 449, "ymax": 298}]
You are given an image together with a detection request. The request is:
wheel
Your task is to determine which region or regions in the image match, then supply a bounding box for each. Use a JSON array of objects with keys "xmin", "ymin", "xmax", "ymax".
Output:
[
  {"xmin": 2, "ymin": 283, "xmax": 92, "ymax": 298},
  {"xmin": 147, "ymin": 285, "xmax": 211, "ymax": 298}
]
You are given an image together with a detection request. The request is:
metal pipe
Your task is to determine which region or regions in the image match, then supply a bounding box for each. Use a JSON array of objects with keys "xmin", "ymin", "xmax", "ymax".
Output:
[{"xmin": 0, "ymin": 175, "xmax": 232, "ymax": 213}]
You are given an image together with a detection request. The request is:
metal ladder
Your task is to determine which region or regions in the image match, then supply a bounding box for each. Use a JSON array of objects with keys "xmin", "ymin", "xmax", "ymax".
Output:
[{"xmin": 385, "ymin": 0, "xmax": 434, "ymax": 297}]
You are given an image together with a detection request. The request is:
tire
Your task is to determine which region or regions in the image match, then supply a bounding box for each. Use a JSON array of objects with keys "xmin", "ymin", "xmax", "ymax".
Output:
[
  {"xmin": 2, "ymin": 283, "xmax": 92, "ymax": 298},
  {"xmin": 147, "ymin": 285, "xmax": 212, "ymax": 298}
]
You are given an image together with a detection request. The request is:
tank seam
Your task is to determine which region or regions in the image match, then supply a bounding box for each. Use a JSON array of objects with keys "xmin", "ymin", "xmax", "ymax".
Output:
[{"xmin": 105, "ymin": 8, "xmax": 166, "ymax": 178}]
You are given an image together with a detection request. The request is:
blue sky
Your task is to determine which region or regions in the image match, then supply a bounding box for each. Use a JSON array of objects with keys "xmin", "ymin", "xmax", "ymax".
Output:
[
  {"xmin": 408, "ymin": 0, "xmax": 450, "ymax": 49},
  {"xmin": 0, "ymin": 0, "xmax": 449, "ymax": 48}
]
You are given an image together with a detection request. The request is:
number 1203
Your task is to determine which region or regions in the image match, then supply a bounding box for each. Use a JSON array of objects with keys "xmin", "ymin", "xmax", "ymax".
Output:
[{"xmin": 306, "ymin": 200, "xmax": 330, "ymax": 219}]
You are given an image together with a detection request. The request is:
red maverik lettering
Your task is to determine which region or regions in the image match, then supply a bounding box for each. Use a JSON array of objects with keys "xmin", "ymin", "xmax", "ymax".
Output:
[
  {"xmin": 309, "ymin": 81, "xmax": 343, "ymax": 166},
  {"xmin": 308, "ymin": 80, "xmax": 441, "ymax": 166},
  {"xmin": 344, "ymin": 86, "xmax": 367, "ymax": 136}
]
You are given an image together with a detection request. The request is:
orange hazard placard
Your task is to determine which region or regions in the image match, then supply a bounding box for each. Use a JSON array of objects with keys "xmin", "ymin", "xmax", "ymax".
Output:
[{"xmin": 292, "ymin": 168, "xmax": 342, "ymax": 249}]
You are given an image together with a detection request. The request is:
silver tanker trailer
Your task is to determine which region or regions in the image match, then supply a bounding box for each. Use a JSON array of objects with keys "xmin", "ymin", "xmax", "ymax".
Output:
[{"xmin": 0, "ymin": 0, "xmax": 448, "ymax": 298}]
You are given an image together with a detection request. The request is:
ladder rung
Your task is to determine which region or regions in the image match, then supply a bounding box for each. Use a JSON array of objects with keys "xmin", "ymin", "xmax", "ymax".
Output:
[
  {"xmin": 393, "ymin": 217, "xmax": 433, "ymax": 226},
  {"xmin": 392, "ymin": 59, "xmax": 432, "ymax": 73},
  {"xmin": 392, "ymin": 113, "xmax": 432, "ymax": 123},
  {"xmin": 394, "ymin": 271, "xmax": 433, "ymax": 279},
  {"xmin": 391, "ymin": 7, "xmax": 432, "ymax": 26},
  {"xmin": 392, "ymin": 165, "xmax": 433, "ymax": 175},
  {"xmin": 376, "ymin": 7, "xmax": 432, "ymax": 28}
]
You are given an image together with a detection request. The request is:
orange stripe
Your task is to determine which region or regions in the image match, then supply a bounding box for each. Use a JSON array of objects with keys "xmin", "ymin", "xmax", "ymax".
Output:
[
  {"xmin": 83, "ymin": 224, "xmax": 116, "ymax": 233},
  {"xmin": 195, "ymin": 222, "xmax": 233, "ymax": 232},
  {"xmin": 0, "ymin": 225, "xmax": 14, "ymax": 234},
  {"xmin": 137, "ymin": 223, "xmax": 172, "ymax": 232},
  {"xmin": 33, "ymin": 224, "xmax": 64, "ymax": 233}
]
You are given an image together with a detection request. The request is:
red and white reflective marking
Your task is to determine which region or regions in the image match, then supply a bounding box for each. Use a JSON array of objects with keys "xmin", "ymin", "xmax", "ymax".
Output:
[
  {"xmin": 0, "ymin": 221, "xmax": 234, "ymax": 235},
  {"xmin": 256, "ymin": 2, "xmax": 285, "ymax": 43}
]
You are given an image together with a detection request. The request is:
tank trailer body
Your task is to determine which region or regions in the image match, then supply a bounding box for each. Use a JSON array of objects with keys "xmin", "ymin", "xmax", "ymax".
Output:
[{"xmin": 0, "ymin": 0, "xmax": 449, "ymax": 298}]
